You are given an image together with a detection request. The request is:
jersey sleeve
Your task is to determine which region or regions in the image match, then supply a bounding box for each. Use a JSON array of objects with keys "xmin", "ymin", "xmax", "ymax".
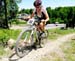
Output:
[{"xmin": 42, "ymin": 7, "xmax": 48, "ymax": 15}]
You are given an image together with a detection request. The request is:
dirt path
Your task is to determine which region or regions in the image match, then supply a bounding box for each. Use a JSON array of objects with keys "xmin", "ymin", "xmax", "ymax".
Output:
[
  {"xmin": 10, "ymin": 25, "xmax": 27, "ymax": 30},
  {"xmin": 0, "ymin": 33, "xmax": 75, "ymax": 61},
  {"xmin": 8, "ymin": 33, "xmax": 75, "ymax": 61}
]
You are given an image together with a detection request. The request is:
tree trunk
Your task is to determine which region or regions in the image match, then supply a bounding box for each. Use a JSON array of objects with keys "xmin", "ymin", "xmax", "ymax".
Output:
[{"xmin": 4, "ymin": 0, "xmax": 9, "ymax": 28}]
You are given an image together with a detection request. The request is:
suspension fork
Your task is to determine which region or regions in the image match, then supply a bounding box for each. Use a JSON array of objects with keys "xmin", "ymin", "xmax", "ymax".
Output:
[
  {"xmin": 29, "ymin": 29, "xmax": 34, "ymax": 43},
  {"xmin": 23, "ymin": 29, "xmax": 33, "ymax": 43}
]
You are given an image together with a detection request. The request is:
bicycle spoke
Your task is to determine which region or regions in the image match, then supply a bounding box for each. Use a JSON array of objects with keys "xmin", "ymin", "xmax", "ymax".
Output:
[{"xmin": 15, "ymin": 30, "xmax": 32, "ymax": 58}]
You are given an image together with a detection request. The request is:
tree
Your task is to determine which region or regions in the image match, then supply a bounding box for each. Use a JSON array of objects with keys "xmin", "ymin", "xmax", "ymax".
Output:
[
  {"xmin": 30, "ymin": 9, "xmax": 33, "ymax": 14},
  {"xmin": 46, "ymin": 7, "xmax": 52, "ymax": 17},
  {"xmin": 19, "ymin": 8, "xmax": 34, "ymax": 14},
  {"xmin": 8, "ymin": 0, "xmax": 19, "ymax": 18},
  {"xmin": 0, "ymin": 0, "xmax": 21, "ymax": 28},
  {"xmin": 0, "ymin": 0, "xmax": 8, "ymax": 28},
  {"xmin": 4, "ymin": 0, "xmax": 9, "ymax": 28}
]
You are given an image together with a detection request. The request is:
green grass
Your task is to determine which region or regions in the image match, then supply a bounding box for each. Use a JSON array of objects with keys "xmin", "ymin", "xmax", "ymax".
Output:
[
  {"xmin": 0, "ymin": 29, "xmax": 21, "ymax": 40},
  {"xmin": 48, "ymin": 28, "xmax": 75, "ymax": 40},
  {"xmin": 61, "ymin": 39, "xmax": 75, "ymax": 61}
]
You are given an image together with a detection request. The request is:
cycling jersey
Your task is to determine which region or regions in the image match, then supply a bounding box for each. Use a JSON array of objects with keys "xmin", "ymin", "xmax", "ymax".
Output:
[{"xmin": 33, "ymin": 7, "xmax": 47, "ymax": 20}]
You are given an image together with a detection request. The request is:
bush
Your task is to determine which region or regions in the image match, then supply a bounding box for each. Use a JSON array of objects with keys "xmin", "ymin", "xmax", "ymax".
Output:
[
  {"xmin": 0, "ymin": 30, "xmax": 9, "ymax": 46},
  {"xmin": 0, "ymin": 29, "xmax": 21, "ymax": 47}
]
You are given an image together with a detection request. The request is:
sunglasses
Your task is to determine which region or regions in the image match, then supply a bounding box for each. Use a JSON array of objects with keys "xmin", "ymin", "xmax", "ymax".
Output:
[
  {"xmin": 35, "ymin": 6, "xmax": 40, "ymax": 8},
  {"xmin": 35, "ymin": 5, "xmax": 41, "ymax": 8}
]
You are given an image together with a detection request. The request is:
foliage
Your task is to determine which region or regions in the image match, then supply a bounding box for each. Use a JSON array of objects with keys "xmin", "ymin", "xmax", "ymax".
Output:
[
  {"xmin": 0, "ymin": 0, "xmax": 21, "ymax": 28},
  {"xmin": 0, "ymin": 30, "xmax": 9, "ymax": 43},
  {"xmin": 19, "ymin": 9, "xmax": 33, "ymax": 14}
]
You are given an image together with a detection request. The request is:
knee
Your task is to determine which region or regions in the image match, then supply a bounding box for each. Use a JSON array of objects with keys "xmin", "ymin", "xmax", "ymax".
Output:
[{"xmin": 40, "ymin": 22, "xmax": 44, "ymax": 26}]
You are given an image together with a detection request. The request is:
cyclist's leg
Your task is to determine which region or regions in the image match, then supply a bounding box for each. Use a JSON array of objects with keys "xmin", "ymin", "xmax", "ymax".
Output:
[
  {"xmin": 35, "ymin": 25, "xmax": 40, "ymax": 31},
  {"xmin": 39, "ymin": 22, "xmax": 47, "ymax": 46},
  {"xmin": 39, "ymin": 21, "xmax": 45, "ymax": 32},
  {"xmin": 34, "ymin": 24, "xmax": 42, "ymax": 47},
  {"xmin": 34, "ymin": 21, "xmax": 46, "ymax": 48}
]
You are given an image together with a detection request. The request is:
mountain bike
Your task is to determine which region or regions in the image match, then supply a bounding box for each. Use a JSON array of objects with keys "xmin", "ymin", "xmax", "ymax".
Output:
[{"xmin": 15, "ymin": 18, "xmax": 49, "ymax": 58}]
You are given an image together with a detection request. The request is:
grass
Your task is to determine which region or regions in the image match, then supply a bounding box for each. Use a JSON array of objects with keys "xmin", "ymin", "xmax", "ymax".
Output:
[
  {"xmin": 61, "ymin": 39, "xmax": 75, "ymax": 61},
  {"xmin": 48, "ymin": 28, "xmax": 75, "ymax": 40},
  {"xmin": 0, "ymin": 29, "xmax": 21, "ymax": 40}
]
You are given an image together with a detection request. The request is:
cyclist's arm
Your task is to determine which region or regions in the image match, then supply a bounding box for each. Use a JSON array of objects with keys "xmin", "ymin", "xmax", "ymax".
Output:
[
  {"xmin": 42, "ymin": 8, "xmax": 49, "ymax": 22},
  {"xmin": 23, "ymin": 13, "xmax": 34, "ymax": 21},
  {"xmin": 21, "ymin": 9, "xmax": 35, "ymax": 21}
]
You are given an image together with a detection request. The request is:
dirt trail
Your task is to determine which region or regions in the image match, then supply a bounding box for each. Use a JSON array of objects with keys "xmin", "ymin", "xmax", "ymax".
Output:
[{"xmin": 15, "ymin": 33, "xmax": 75, "ymax": 61}]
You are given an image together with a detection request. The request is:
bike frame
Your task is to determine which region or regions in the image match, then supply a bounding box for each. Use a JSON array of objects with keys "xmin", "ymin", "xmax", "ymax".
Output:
[{"xmin": 23, "ymin": 20, "xmax": 39, "ymax": 43}]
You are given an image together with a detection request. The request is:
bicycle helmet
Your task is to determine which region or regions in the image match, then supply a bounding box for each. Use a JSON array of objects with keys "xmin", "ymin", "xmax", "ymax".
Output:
[{"xmin": 33, "ymin": 0, "xmax": 42, "ymax": 6}]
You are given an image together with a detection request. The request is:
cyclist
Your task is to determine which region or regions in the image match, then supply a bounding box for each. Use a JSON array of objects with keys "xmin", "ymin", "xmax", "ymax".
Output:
[
  {"xmin": 30, "ymin": 0, "xmax": 49, "ymax": 33},
  {"xmin": 30, "ymin": 0, "xmax": 49, "ymax": 48}
]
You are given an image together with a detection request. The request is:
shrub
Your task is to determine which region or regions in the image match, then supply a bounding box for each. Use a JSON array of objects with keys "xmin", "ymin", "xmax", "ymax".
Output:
[{"xmin": 0, "ymin": 29, "xmax": 21, "ymax": 47}]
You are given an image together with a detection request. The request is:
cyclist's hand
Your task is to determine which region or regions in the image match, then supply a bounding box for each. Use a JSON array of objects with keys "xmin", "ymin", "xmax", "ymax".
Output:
[
  {"xmin": 25, "ymin": 16, "xmax": 31, "ymax": 21},
  {"xmin": 41, "ymin": 19, "xmax": 45, "ymax": 22},
  {"xmin": 41, "ymin": 19, "xmax": 46, "ymax": 24}
]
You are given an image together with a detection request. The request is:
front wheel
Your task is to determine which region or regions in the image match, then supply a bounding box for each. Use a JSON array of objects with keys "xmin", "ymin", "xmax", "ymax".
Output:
[{"xmin": 15, "ymin": 29, "xmax": 34, "ymax": 58}]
